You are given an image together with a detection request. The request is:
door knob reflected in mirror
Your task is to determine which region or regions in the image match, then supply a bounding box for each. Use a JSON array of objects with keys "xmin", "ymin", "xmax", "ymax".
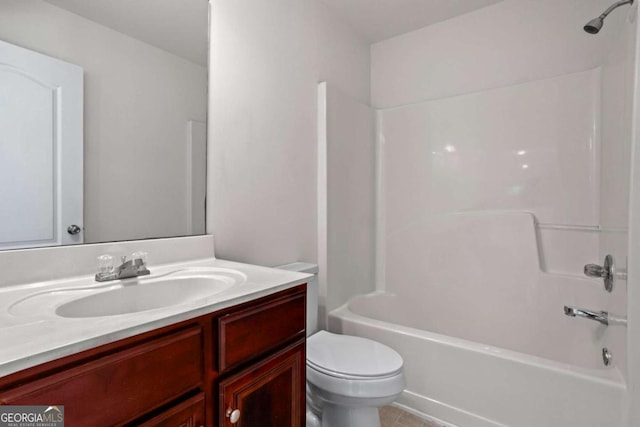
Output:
[
  {"xmin": 584, "ymin": 254, "xmax": 614, "ymax": 292},
  {"xmin": 67, "ymin": 224, "xmax": 82, "ymax": 235}
]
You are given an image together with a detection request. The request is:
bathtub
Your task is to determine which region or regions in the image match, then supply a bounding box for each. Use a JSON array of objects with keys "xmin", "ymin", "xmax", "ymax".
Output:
[{"xmin": 328, "ymin": 292, "xmax": 625, "ymax": 427}]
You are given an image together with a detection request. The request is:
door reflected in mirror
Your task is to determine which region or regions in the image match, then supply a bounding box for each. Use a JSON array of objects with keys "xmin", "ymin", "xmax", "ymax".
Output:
[{"xmin": 0, "ymin": 0, "xmax": 209, "ymax": 250}]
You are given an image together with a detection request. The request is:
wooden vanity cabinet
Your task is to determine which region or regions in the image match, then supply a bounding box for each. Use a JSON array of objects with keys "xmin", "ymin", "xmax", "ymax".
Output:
[
  {"xmin": 0, "ymin": 284, "xmax": 306, "ymax": 427},
  {"xmin": 216, "ymin": 289, "xmax": 306, "ymax": 426},
  {"xmin": 0, "ymin": 327, "xmax": 204, "ymax": 426}
]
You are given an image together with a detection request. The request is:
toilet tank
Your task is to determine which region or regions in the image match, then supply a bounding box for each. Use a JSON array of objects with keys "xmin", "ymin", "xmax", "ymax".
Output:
[{"xmin": 275, "ymin": 262, "xmax": 318, "ymax": 336}]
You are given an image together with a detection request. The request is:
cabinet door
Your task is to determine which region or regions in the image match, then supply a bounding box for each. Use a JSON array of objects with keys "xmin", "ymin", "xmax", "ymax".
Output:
[
  {"xmin": 134, "ymin": 393, "xmax": 205, "ymax": 427},
  {"xmin": 218, "ymin": 341, "xmax": 305, "ymax": 427}
]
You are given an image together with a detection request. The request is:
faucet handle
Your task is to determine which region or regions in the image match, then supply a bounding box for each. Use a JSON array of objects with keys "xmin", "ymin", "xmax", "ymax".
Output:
[
  {"xmin": 584, "ymin": 254, "xmax": 615, "ymax": 292},
  {"xmin": 97, "ymin": 255, "xmax": 115, "ymax": 276},
  {"xmin": 132, "ymin": 251, "xmax": 148, "ymax": 266}
]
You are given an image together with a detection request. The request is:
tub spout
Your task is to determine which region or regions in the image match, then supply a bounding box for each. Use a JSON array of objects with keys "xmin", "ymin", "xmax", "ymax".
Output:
[{"xmin": 564, "ymin": 306, "xmax": 609, "ymax": 326}]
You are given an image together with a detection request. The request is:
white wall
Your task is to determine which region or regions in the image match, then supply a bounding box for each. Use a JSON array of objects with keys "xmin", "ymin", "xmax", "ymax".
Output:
[
  {"xmin": 0, "ymin": 0, "xmax": 207, "ymax": 244},
  {"xmin": 207, "ymin": 0, "xmax": 370, "ymax": 267},
  {"xmin": 372, "ymin": 0, "xmax": 629, "ymax": 108}
]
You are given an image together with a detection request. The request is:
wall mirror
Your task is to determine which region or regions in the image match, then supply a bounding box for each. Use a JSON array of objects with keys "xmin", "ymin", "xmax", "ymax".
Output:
[{"xmin": 0, "ymin": 0, "xmax": 209, "ymax": 250}]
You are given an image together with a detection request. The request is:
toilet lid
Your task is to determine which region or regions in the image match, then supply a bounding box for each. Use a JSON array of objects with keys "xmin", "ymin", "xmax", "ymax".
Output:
[{"xmin": 307, "ymin": 331, "xmax": 403, "ymax": 378}]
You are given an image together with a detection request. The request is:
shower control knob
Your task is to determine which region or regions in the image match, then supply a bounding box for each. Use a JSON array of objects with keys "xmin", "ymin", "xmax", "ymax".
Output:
[
  {"xmin": 226, "ymin": 408, "xmax": 240, "ymax": 424},
  {"xmin": 584, "ymin": 264, "xmax": 606, "ymax": 277},
  {"xmin": 584, "ymin": 254, "xmax": 615, "ymax": 293}
]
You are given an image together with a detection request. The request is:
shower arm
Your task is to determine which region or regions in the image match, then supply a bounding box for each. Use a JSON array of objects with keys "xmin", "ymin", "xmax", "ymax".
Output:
[{"xmin": 600, "ymin": 0, "xmax": 634, "ymax": 19}]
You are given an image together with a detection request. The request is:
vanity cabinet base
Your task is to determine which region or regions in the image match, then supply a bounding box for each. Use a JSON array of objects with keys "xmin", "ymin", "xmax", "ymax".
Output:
[{"xmin": 0, "ymin": 284, "xmax": 306, "ymax": 427}]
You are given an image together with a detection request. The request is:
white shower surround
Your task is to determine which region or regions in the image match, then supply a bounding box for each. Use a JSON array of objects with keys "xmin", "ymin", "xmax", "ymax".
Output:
[
  {"xmin": 378, "ymin": 69, "xmax": 604, "ymax": 278},
  {"xmin": 340, "ymin": 68, "xmax": 629, "ymax": 424},
  {"xmin": 371, "ymin": 211, "xmax": 622, "ymax": 369}
]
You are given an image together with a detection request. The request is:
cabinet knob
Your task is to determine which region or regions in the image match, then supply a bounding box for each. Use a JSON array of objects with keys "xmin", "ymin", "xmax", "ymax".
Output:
[{"xmin": 226, "ymin": 408, "xmax": 241, "ymax": 424}]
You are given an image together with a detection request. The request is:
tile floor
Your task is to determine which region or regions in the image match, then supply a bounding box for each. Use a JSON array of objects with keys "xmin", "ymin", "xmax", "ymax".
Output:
[{"xmin": 379, "ymin": 406, "xmax": 445, "ymax": 427}]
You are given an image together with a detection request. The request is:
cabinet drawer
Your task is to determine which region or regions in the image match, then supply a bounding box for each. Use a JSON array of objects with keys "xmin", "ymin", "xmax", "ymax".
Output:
[
  {"xmin": 0, "ymin": 327, "xmax": 203, "ymax": 426},
  {"xmin": 218, "ymin": 290, "xmax": 305, "ymax": 372},
  {"xmin": 134, "ymin": 393, "xmax": 205, "ymax": 427}
]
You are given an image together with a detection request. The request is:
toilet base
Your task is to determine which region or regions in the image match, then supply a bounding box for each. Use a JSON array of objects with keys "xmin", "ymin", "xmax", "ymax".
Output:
[
  {"xmin": 306, "ymin": 375, "xmax": 403, "ymax": 427},
  {"xmin": 306, "ymin": 409, "xmax": 321, "ymax": 427},
  {"xmin": 319, "ymin": 403, "xmax": 381, "ymax": 427}
]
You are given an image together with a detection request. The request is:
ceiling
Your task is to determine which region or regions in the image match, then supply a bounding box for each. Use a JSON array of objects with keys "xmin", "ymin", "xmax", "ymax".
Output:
[
  {"xmin": 43, "ymin": 0, "xmax": 504, "ymax": 62},
  {"xmin": 44, "ymin": 0, "xmax": 208, "ymax": 66},
  {"xmin": 319, "ymin": 0, "xmax": 503, "ymax": 42}
]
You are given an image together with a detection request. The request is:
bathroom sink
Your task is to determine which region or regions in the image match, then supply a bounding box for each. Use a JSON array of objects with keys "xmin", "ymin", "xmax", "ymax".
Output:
[
  {"xmin": 9, "ymin": 268, "xmax": 247, "ymax": 318},
  {"xmin": 55, "ymin": 269, "xmax": 246, "ymax": 318}
]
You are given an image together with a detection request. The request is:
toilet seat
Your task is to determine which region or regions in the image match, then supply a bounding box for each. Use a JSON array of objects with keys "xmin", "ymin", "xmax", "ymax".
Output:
[
  {"xmin": 307, "ymin": 364, "xmax": 405, "ymax": 401},
  {"xmin": 307, "ymin": 331, "xmax": 403, "ymax": 378},
  {"xmin": 307, "ymin": 359, "xmax": 402, "ymax": 380},
  {"xmin": 306, "ymin": 331, "xmax": 405, "ymax": 400}
]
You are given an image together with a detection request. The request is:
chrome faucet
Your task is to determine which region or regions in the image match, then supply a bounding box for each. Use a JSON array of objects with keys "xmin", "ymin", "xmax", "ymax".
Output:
[
  {"xmin": 95, "ymin": 252, "xmax": 150, "ymax": 282},
  {"xmin": 564, "ymin": 306, "xmax": 609, "ymax": 326}
]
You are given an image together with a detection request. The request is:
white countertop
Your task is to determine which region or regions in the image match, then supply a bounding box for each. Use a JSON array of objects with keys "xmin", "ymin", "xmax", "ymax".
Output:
[{"xmin": 0, "ymin": 258, "xmax": 311, "ymax": 377}]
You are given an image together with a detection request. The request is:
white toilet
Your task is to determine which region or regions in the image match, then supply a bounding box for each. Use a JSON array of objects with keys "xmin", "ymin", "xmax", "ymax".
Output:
[{"xmin": 277, "ymin": 263, "xmax": 405, "ymax": 427}]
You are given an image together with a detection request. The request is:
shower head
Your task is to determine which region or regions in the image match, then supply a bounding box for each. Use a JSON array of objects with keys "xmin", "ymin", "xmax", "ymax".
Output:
[
  {"xmin": 584, "ymin": 0, "xmax": 634, "ymax": 34},
  {"xmin": 584, "ymin": 17, "xmax": 604, "ymax": 34}
]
